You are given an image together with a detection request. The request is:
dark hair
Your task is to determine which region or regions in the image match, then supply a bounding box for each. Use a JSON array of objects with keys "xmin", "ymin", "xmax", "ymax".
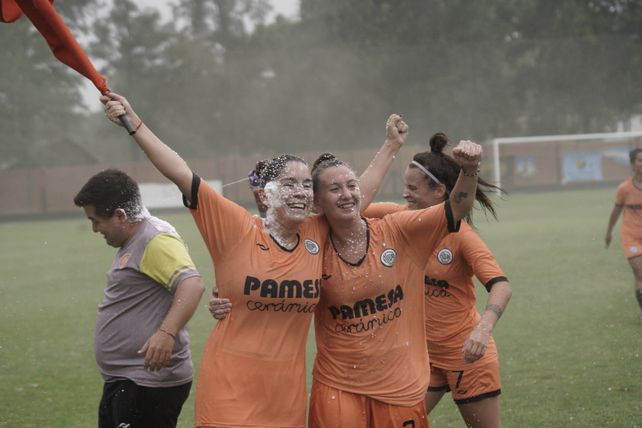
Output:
[
  {"xmin": 74, "ymin": 169, "xmax": 144, "ymax": 219},
  {"xmin": 311, "ymin": 153, "xmax": 353, "ymax": 192},
  {"xmin": 629, "ymin": 148, "xmax": 642, "ymax": 164},
  {"xmin": 411, "ymin": 132, "xmax": 503, "ymax": 224},
  {"xmin": 258, "ymin": 154, "xmax": 307, "ymax": 187}
]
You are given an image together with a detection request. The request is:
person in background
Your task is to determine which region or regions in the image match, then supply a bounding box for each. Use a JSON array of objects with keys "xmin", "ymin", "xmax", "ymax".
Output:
[
  {"xmin": 605, "ymin": 147, "xmax": 642, "ymax": 318},
  {"xmin": 74, "ymin": 168, "xmax": 205, "ymax": 428},
  {"xmin": 361, "ymin": 132, "xmax": 512, "ymax": 428}
]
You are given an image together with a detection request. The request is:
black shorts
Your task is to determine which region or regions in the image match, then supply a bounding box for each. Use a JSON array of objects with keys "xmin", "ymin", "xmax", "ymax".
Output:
[{"xmin": 98, "ymin": 379, "xmax": 192, "ymax": 428}]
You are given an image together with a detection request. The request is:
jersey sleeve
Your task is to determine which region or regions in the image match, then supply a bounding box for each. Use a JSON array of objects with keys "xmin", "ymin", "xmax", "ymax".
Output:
[
  {"xmin": 615, "ymin": 181, "xmax": 628, "ymax": 206},
  {"xmin": 140, "ymin": 233, "xmax": 201, "ymax": 293},
  {"xmin": 183, "ymin": 173, "xmax": 257, "ymax": 260},
  {"xmin": 387, "ymin": 200, "xmax": 459, "ymax": 267},
  {"xmin": 362, "ymin": 202, "xmax": 405, "ymax": 219},
  {"xmin": 459, "ymin": 228, "xmax": 507, "ymax": 292}
]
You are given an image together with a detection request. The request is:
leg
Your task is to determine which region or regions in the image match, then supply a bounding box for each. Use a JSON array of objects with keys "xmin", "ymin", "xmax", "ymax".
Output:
[
  {"xmin": 98, "ymin": 379, "xmax": 141, "ymax": 428},
  {"xmin": 138, "ymin": 381, "xmax": 192, "ymax": 428},
  {"xmin": 446, "ymin": 349, "xmax": 502, "ymax": 428},
  {"xmin": 457, "ymin": 395, "xmax": 501, "ymax": 428},
  {"xmin": 627, "ymin": 255, "xmax": 642, "ymax": 314},
  {"xmin": 425, "ymin": 390, "xmax": 447, "ymax": 414},
  {"xmin": 425, "ymin": 365, "xmax": 449, "ymax": 413}
]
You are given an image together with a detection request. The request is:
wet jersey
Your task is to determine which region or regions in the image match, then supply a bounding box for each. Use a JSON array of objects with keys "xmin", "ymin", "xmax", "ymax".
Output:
[
  {"xmin": 615, "ymin": 178, "xmax": 642, "ymax": 241},
  {"xmin": 186, "ymin": 175, "xmax": 328, "ymax": 428},
  {"xmin": 364, "ymin": 203, "xmax": 506, "ymax": 369},
  {"xmin": 313, "ymin": 201, "xmax": 458, "ymax": 406},
  {"xmin": 95, "ymin": 216, "xmax": 200, "ymax": 387}
]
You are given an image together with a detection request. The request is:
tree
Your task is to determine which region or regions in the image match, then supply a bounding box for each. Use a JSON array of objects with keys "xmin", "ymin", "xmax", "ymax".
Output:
[{"xmin": 0, "ymin": 0, "xmax": 100, "ymax": 168}]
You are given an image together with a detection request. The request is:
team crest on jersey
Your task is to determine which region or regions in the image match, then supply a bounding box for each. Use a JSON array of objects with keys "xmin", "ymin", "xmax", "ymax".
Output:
[
  {"xmin": 304, "ymin": 239, "xmax": 320, "ymax": 255},
  {"xmin": 118, "ymin": 252, "xmax": 132, "ymax": 269},
  {"xmin": 437, "ymin": 248, "xmax": 453, "ymax": 265},
  {"xmin": 380, "ymin": 248, "xmax": 396, "ymax": 267},
  {"xmin": 630, "ymin": 245, "xmax": 639, "ymax": 255}
]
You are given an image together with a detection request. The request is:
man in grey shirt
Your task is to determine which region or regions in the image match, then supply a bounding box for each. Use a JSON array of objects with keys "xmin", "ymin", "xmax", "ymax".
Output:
[{"xmin": 74, "ymin": 169, "xmax": 205, "ymax": 428}]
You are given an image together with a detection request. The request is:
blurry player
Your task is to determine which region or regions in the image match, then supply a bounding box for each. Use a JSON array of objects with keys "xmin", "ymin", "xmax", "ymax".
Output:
[{"xmin": 605, "ymin": 147, "xmax": 642, "ymax": 318}]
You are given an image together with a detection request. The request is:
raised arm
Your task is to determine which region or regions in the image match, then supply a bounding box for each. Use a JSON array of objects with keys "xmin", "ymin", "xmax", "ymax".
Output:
[
  {"xmin": 101, "ymin": 93, "xmax": 193, "ymax": 196},
  {"xmin": 449, "ymin": 140, "xmax": 483, "ymax": 223},
  {"xmin": 605, "ymin": 204, "xmax": 623, "ymax": 248},
  {"xmin": 359, "ymin": 114, "xmax": 408, "ymax": 211}
]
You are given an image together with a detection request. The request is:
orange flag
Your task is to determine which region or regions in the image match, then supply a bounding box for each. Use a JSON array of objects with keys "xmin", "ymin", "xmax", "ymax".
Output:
[
  {"xmin": 1, "ymin": 0, "xmax": 136, "ymax": 132},
  {"xmin": 1, "ymin": 0, "xmax": 108, "ymax": 94}
]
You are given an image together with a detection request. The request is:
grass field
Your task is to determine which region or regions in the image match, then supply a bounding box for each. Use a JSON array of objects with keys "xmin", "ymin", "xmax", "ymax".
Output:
[{"xmin": 1, "ymin": 186, "xmax": 641, "ymax": 427}]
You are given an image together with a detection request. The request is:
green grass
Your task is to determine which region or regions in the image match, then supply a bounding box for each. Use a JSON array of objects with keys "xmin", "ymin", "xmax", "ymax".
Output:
[{"xmin": 1, "ymin": 187, "xmax": 641, "ymax": 427}]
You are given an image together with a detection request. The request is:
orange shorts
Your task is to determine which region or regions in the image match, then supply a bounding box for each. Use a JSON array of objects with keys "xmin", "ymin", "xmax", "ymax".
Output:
[
  {"xmin": 620, "ymin": 234, "xmax": 642, "ymax": 259},
  {"xmin": 309, "ymin": 381, "xmax": 429, "ymax": 428},
  {"xmin": 427, "ymin": 357, "xmax": 501, "ymax": 404}
]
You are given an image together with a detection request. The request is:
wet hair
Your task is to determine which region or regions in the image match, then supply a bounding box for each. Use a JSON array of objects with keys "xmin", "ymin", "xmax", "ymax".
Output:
[
  {"xmin": 258, "ymin": 154, "xmax": 307, "ymax": 187},
  {"xmin": 411, "ymin": 132, "xmax": 503, "ymax": 224},
  {"xmin": 74, "ymin": 168, "xmax": 145, "ymax": 220},
  {"xmin": 311, "ymin": 153, "xmax": 353, "ymax": 192},
  {"xmin": 629, "ymin": 148, "xmax": 642, "ymax": 164}
]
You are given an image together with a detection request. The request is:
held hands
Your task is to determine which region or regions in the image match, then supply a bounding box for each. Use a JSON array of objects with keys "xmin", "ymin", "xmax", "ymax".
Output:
[
  {"xmin": 452, "ymin": 140, "xmax": 483, "ymax": 175},
  {"xmin": 138, "ymin": 329, "xmax": 175, "ymax": 371},
  {"xmin": 462, "ymin": 321, "xmax": 490, "ymax": 364},
  {"xmin": 208, "ymin": 288, "xmax": 232, "ymax": 321},
  {"xmin": 99, "ymin": 92, "xmax": 142, "ymax": 131},
  {"xmin": 385, "ymin": 114, "xmax": 409, "ymax": 149}
]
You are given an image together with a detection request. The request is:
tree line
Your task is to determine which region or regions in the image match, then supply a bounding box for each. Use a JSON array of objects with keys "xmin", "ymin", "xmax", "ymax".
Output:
[{"xmin": 1, "ymin": 0, "xmax": 640, "ymax": 168}]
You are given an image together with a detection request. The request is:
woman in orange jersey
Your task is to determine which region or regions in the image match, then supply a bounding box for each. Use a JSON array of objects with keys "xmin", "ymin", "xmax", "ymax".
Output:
[
  {"xmin": 605, "ymin": 147, "xmax": 642, "ymax": 318},
  {"xmin": 101, "ymin": 92, "xmax": 407, "ymax": 428},
  {"xmin": 361, "ymin": 132, "xmax": 512, "ymax": 428},
  {"xmin": 307, "ymin": 135, "xmax": 482, "ymax": 428}
]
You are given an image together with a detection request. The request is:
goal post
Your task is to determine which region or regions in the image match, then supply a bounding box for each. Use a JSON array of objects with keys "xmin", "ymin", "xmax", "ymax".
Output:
[{"xmin": 490, "ymin": 131, "xmax": 642, "ymax": 191}]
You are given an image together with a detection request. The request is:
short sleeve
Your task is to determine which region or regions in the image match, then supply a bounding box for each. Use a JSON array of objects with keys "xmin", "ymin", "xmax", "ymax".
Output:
[
  {"xmin": 615, "ymin": 181, "xmax": 628, "ymax": 206},
  {"xmin": 459, "ymin": 228, "xmax": 507, "ymax": 292},
  {"xmin": 140, "ymin": 233, "xmax": 201, "ymax": 293},
  {"xmin": 186, "ymin": 174, "xmax": 257, "ymax": 261},
  {"xmin": 362, "ymin": 202, "xmax": 405, "ymax": 219}
]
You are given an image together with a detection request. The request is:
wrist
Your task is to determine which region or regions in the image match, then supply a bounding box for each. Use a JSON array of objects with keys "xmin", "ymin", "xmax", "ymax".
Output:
[
  {"xmin": 129, "ymin": 119, "xmax": 144, "ymax": 136},
  {"xmin": 158, "ymin": 327, "xmax": 176, "ymax": 340},
  {"xmin": 383, "ymin": 138, "xmax": 403, "ymax": 151},
  {"xmin": 462, "ymin": 164, "xmax": 480, "ymax": 177}
]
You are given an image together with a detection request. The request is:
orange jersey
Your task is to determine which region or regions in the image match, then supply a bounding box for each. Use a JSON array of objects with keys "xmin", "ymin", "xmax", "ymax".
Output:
[
  {"xmin": 313, "ymin": 201, "xmax": 458, "ymax": 406},
  {"xmin": 187, "ymin": 176, "xmax": 328, "ymax": 428},
  {"xmin": 615, "ymin": 178, "xmax": 642, "ymax": 241},
  {"xmin": 364, "ymin": 203, "xmax": 506, "ymax": 370},
  {"xmin": 422, "ymin": 221, "xmax": 505, "ymax": 369}
]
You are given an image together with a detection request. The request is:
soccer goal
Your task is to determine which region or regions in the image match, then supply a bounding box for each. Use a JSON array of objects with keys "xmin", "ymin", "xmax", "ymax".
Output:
[{"xmin": 490, "ymin": 131, "xmax": 642, "ymax": 191}]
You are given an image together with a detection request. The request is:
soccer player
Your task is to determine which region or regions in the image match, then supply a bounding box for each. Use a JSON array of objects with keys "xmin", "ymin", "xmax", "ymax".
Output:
[
  {"xmin": 605, "ymin": 147, "xmax": 642, "ymax": 318},
  {"xmin": 361, "ymin": 132, "xmax": 512, "ymax": 428},
  {"xmin": 307, "ymin": 136, "xmax": 481, "ymax": 427},
  {"xmin": 101, "ymin": 93, "xmax": 406, "ymax": 427},
  {"xmin": 74, "ymin": 169, "xmax": 205, "ymax": 428}
]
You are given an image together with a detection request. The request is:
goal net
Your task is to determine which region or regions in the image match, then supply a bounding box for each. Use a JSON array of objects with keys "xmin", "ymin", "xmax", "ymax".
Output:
[{"xmin": 490, "ymin": 131, "xmax": 642, "ymax": 191}]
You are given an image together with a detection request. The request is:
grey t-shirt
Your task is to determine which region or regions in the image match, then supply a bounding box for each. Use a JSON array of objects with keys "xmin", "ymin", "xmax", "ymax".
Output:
[{"xmin": 94, "ymin": 216, "xmax": 200, "ymax": 387}]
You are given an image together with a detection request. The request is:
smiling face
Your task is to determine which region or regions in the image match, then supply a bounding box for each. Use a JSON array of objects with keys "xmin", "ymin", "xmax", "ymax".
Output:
[
  {"xmin": 313, "ymin": 165, "xmax": 361, "ymax": 223},
  {"xmin": 262, "ymin": 160, "xmax": 314, "ymax": 225},
  {"xmin": 83, "ymin": 205, "xmax": 130, "ymax": 248},
  {"xmin": 402, "ymin": 165, "xmax": 446, "ymax": 210}
]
